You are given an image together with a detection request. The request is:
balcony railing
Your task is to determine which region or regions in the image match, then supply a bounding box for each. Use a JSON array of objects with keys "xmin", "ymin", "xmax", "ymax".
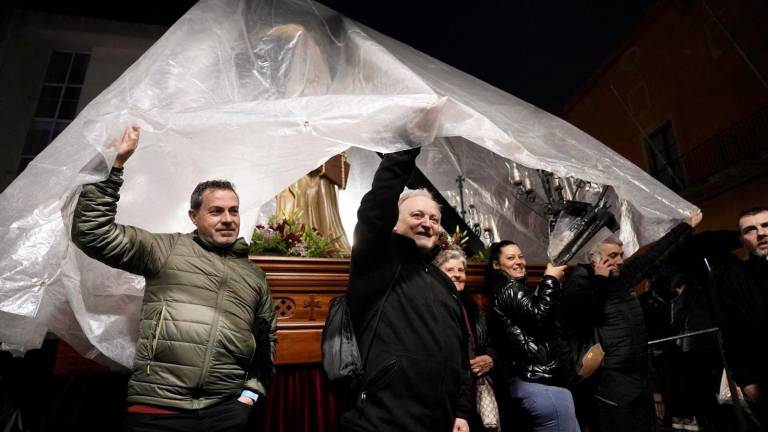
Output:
[{"xmin": 651, "ymin": 106, "xmax": 768, "ymax": 189}]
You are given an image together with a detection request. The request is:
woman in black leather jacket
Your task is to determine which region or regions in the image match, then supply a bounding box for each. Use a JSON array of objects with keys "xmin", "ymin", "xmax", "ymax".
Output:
[{"xmin": 486, "ymin": 240, "xmax": 579, "ymax": 432}]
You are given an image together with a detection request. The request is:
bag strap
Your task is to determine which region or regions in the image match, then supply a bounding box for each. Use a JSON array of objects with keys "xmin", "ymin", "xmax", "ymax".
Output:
[
  {"xmin": 593, "ymin": 325, "xmax": 603, "ymax": 345},
  {"xmin": 360, "ymin": 264, "xmax": 402, "ymax": 368},
  {"xmin": 460, "ymin": 303, "xmax": 477, "ymax": 354}
]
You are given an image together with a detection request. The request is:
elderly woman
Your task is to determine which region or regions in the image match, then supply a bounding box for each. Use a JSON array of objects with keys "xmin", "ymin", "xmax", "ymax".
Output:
[
  {"xmin": 435, "ymin": 248, "xmax": 498, "ymax": 431},
  {"xmin": 485, "ymin": 240, "xmax": 578, "ymax": 432}
]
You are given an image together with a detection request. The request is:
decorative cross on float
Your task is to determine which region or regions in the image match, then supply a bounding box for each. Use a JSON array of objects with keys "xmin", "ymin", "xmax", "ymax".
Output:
[{"xmin": 303, "ymin": 295, "xmax": 321, "ymax": 321}]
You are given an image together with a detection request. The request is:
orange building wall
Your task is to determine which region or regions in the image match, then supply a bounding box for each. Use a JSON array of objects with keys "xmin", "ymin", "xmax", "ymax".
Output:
[
  {"xmin": 564, "ymin": 0, "xmax": 768, "ymax": 229},
  {"xmin": 696, "ymin": 173, "xmax": 768, "ymax": 232},
  {"xmin": 566, "ymin": 0, "xmax": 767, "ymax": 163}
]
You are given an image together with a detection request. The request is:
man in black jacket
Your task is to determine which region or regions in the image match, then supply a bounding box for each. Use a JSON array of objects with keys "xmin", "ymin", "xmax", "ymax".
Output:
[
  {"xmin": 563, "ymin": 211, "xmax": 702, "ymax": 432},
  {"xmin": 340, "ymin": 147, "xmax": 471, "ymax": 432},
  {"xmin": 717, "ymin": 207, "xmax": 768, "ymax": 427}
]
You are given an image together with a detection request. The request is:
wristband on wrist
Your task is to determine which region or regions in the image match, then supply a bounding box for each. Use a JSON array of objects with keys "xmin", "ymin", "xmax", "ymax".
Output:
[{"xmin": 240, "ymin": 389, "xmax": 259, "ymax": 402}]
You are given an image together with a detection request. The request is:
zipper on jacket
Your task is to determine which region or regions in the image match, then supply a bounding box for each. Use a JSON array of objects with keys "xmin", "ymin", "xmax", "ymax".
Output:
[
  {"xmin": 595, "ymin": 394, "xmax": 619, "ymax": 407},
  {"xmin": 359, "ymin": 358, "xmax": 398, "ymax": 407},
  {"xmin": 146, "ymin": 303, "xmax": 167, "ymax": 375},
  {"xmin": 364, "ymin": 358, "xmax": 398, "ymax": 390},
  {"xmin": 243, "ymin": 332, "xmax": 257, "ymax": 382},
  {"xmin": 195, "ymin": 260, "xmax": 230, "ymax": 406}
]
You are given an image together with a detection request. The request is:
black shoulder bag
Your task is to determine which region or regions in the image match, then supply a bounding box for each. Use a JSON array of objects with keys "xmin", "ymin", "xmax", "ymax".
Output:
[{"xmin": 321, "ymin": 265, "xmax": 401, "ymax": 389}]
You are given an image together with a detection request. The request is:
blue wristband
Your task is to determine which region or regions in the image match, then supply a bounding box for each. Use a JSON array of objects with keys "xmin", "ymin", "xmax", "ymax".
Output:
[{"xmin": 240, "ymin": 389, "xmax": 259, "ymax": 402}]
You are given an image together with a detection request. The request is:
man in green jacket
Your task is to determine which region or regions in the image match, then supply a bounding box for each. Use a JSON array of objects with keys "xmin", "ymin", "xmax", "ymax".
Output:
[{"xmin": 71, "ymin": 126, "xmax": 277, "ymax": 432}]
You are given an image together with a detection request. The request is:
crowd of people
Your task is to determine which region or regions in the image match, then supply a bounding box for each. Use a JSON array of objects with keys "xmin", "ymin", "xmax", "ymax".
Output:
[
  {"xmin": 65, "ymin": 126, "xmax": 766, "ymax": 432},
  {"xmin": 340, "ymin": 146, "xmax": 766, "ymax": 432}
]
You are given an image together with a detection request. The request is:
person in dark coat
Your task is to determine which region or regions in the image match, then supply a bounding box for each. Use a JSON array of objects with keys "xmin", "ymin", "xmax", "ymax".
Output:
[
  {"xmin": 486, "ymin": 240, "xmax": 577, "ymax": 432},
  {"xmin": 715, "ymin": 207, "xmax": 768, "ymax": 429},
  {"xmin": 340, "ymin": 147, "xmax": 472, "ymax": 432},
  {"xmin": 435, "ymin": 248, "xmax": 500, "ymax": 431},
  {"xmin": 647, "ymin": 229, "xmax": 740, "ymax": 431},
  {"xmin": 667, "ymin": 272, "xmax": 722, "ymax": 431},
  {"xmin": 563, "ymin": 211, "xmax": 702, "ymax": 432}
]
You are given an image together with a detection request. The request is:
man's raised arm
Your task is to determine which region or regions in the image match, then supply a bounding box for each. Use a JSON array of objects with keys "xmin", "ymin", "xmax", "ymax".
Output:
[
  {"xmin": 620, "ymin": 210, "xmax": 702, "ymax": 287},
  {"xmin": 71, "ymin": 126, "xmax": 174, "ymax": 277},
  {"xmin": 351, "ymin": 146, "xmax": 421, "ymax": 268}
]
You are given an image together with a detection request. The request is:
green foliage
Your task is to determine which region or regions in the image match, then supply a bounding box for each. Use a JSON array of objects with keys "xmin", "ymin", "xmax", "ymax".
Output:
[
  {"xmin": 250, "ymin": 210, "xmax": 345, "ymax": 258},
  {"xmin": 301, "ymin": 229, "xmax": 339, "ymax": 258},
  {"xmin": 469, "ymin": 245, "xmax": 491, "ymax": 263}
]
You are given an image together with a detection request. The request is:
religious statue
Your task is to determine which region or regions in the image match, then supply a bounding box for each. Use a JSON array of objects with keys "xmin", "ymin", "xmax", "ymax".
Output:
[
  {"xmin": 276, "ymin": 153, "xmax": 351, "ymax": 253},
  {"xmin": 261, "ymin": 23, "xmax": 352, "ymax": 253}
]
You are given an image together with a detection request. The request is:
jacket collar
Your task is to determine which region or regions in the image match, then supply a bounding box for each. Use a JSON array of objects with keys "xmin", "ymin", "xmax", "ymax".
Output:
[
  {"xmin": 574, "ymin": 263, "xmax": 595, "ymax": 277},
  {"xmin": 391, "ymin": 232, "xmax": 442, "ymax": 262},
  {"xmin": 745, "ymin": 253, "xmax": 768, "ymax": 275},
  {"xmin": 192, "ymin": 230, "xmax": 249, "ymax": 257},
  {"xmin": 491, "ymin": 269, "xmax": 527, "ymax": 287},
  {"xmin": 391, "ymin": 234, "xmax": 461, "ymax": 298}
]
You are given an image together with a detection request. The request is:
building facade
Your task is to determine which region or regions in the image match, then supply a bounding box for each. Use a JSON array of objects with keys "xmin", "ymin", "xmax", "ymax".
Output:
[
  {"xmin": 565, "ymin": 0, "xmax": 768, "ymax": 231},
  {"xmin": 0, "ymin": 10, "xmax": 165, "ymax": 192}
]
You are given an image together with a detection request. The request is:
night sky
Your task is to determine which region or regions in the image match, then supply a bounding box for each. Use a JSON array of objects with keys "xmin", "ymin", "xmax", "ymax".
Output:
[{"xmin": 10, "ymin": 0, "xmax": 658, "ymax": 114}]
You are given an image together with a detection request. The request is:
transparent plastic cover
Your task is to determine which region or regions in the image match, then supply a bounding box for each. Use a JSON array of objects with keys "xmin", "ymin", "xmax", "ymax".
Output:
[{"xmin": 0, "ymin": 0, "xmax": 696, "ymax": 366}]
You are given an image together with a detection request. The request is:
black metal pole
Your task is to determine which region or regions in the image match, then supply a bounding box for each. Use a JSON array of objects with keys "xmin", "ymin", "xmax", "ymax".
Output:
[
  {"xmin": 647, "ymin": 327, "xmax": 719, "ymax": 346},
  {"xmin": 456, "ymin": 174, "xmax": 467, "ymax": 221}
]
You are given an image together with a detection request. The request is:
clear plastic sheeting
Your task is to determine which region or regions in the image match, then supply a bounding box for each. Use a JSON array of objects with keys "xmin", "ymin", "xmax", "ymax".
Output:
[
  {"xmin": 0, "ymin": 0, "xmax": 696, "ymax": 366},
  {"xmin": 546, "ymin": 186, "xmax": 619, "ymax": 266}
]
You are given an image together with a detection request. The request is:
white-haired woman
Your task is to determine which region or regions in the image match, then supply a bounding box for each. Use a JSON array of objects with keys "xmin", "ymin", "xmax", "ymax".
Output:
[{"xmin": 435, "ymin": 248, "xmax": 498, "ymax": 431}]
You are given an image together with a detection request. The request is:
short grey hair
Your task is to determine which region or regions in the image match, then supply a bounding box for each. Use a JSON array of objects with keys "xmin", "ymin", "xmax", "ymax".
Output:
[
  {"xmin": 434, "ymin": 247, "xmax": 467, "ymax": 269},
  {"xmin": 398, "ymin": 188, "xmax": 440, "ymax": 208},
  {"xmin": 586, "ymin": 236, "xmax": 623, "ymax": 263}
]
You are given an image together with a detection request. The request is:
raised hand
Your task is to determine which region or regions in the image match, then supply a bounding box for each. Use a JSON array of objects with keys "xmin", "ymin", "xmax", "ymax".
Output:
[
  {"xmin": 403, "ymin": 98, "xmax": 445, "ymax": 145},
  {"xmin": 685, "ymin": 209, "xmax": 703, "ymax": 228},
  {"xmin": 113, "ymin": 126, "xmax": 140, "ymax": 168}
]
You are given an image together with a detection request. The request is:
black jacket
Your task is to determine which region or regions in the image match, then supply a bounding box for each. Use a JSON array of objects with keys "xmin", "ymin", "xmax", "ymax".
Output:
[
  {"xmin": 670, "ymin": 280, "xmax": 717, "ymax": 352},
  {"xmin": 340, "ymin": 148, "xmax": 472, "ymax": 432},
  {"xmin": 563, "ymin": 223, "xmax": 692, "ymax": 402},
  {"xmin": 460, "ymin": 291, "xmax": 497, "ymax": 364},
  {"xmin": 460, "ymin": 292, "xmax": 502, "ymax": 430},
  {"xmin": 563, "ymin": 223, "xmax": 693, "ymax": 405},
  {"xmin": 716, "ymin": 253, "xmax": 768, "ymax": 388},
  {"xmin": 490, "ymin": 270, "xmax": 575, "ymax": 387}
]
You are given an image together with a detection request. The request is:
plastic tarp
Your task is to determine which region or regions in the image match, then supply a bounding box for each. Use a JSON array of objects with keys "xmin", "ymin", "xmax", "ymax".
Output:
[{"xmin": 0, "ymin": 0, "xmax": 697, "ymax": 367}]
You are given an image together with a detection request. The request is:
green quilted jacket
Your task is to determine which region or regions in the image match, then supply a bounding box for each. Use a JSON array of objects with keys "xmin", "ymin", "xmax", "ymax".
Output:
[{"xmin": 71, "ymin": 168, "xmax": 277, "ymax": 410}]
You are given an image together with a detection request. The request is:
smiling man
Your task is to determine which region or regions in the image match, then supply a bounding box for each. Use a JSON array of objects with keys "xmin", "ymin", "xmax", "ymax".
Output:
[
  {"xmin": 717, "ymin": 207, "xmax": 768, "ymax": 426},
  {"xmin": 71, "ymin": 126, "xmax": 277, "ymax": 432},
  {"xmin": 341, "ymin": 147, "xmax": 471, "ymax": 432}
]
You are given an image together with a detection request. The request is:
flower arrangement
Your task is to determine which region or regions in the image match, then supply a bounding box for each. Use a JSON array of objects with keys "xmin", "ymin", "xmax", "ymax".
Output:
[
  {"xmin": 250, "ymin": 210, "xmax": 344, "ymax": 258},
  {"xmin": 438, "ymin": 226, "xmax": 489, "ymax": 262},
  {"xmin": 437, "ymin": 226, "xmax": 470, "ymax": 252}
]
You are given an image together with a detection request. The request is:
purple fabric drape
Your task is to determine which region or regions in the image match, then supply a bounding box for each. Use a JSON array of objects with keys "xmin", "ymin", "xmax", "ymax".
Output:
[{"xmin": 258, "ymin": 365, "xmax": 341, "ymax": 432}]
